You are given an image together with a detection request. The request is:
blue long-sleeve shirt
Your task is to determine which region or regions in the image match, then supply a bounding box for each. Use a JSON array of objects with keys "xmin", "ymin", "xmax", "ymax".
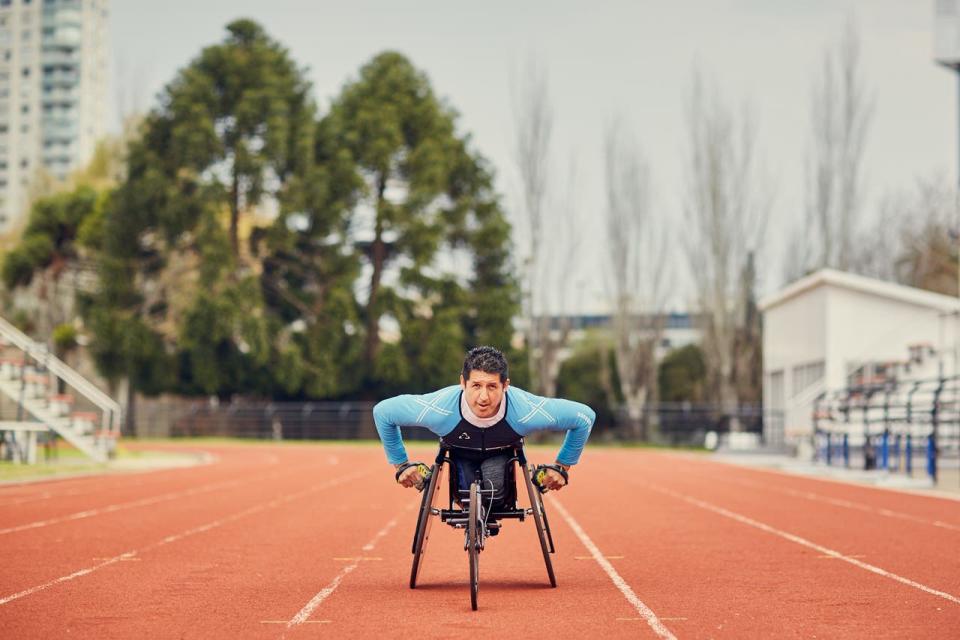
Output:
[{"xmin": 373, "ymin": 385, "xmax": 595, "ymax": 466}]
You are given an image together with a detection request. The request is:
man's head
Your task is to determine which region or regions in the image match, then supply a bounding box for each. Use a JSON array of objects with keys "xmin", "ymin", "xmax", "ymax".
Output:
[{"xmin": 460, "ymin": 346, "xmax": 510, "ymax": 419}]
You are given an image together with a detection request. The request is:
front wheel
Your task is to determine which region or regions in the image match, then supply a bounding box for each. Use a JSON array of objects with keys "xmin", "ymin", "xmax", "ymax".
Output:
[
  {"xmin": 524, "ymin": 464, "xmax": 557, "ymax": 587},
  {"xmin": 468, "ymin": 482, "xmax": 480, "ymax": 610},
  {"xmin": 410, "ymin": 462, "xmax": 444, "ymax": 588}
]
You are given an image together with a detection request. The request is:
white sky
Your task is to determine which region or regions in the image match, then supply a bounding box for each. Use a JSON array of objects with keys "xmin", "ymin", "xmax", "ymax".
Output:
[{"xmin": 111, "ymin": 0, "xmax": 956, "ymax": 314}]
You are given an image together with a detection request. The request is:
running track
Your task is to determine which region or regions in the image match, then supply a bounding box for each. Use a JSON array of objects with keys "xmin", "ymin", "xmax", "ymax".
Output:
[{"xmin": 1, "ymin": 442, "xmax": 958, "ymax": 638}]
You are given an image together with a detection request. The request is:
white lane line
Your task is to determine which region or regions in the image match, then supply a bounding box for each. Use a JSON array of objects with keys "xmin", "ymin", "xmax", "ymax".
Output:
[
  {"xmin": 718, "ymin": 475, "xmax": 960, "ymax": 533},
  {"xmin": 287, "ymin": 512, "xmax": 403, "ymax": 628},
  {"xmin": 285, "ymin": 501, "xmax": 415, "ymax": 628},
  {"xmin": 0, "ymin": 471, "xmax": 288, "ymax": 536},
  {"xmin": 0, "ymin": 470, "xmax": 370, "ymax": 607},
  {"xmin": 549, "ymin": 496, "xmax": 677, "ymax": 640},
  {"xmin": 646, "ymin": 483, "xmax": 960, "ymax": 606}
]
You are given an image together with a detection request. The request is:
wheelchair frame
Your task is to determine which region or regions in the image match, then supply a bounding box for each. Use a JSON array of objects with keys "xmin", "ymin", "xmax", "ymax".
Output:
[{"xmin": 409, "ymin": 441, "xmax": 557, "ymax": 610}]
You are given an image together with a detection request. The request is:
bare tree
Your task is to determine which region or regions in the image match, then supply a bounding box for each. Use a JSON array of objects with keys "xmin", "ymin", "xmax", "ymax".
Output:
[
  {"xmin": 511, "ymin": 58, "xmax": 581, "ymax": 395},
  {"xmin": 799, "ymin": 19, "xmax": 874, "ymax": 274},
  {"xmin": 683, "ymin": 70, "xmax": 769, "ymax": 430},
  {"xmin": 603, "ymin": 119, "xmax": 668, "ymax": 438}
]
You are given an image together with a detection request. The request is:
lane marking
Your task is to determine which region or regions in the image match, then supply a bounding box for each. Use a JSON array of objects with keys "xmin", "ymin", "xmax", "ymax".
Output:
[
  {"xmin": 818, "ymin": 554, "xmax": 865, "ymax": 559},
  {"xmin": 575, "ymin": 555, "xmax": 623, "ymax": 560},
  {"xmin": 718, "ymin": 475, "xmax": 960, "ymax": 533},
  {"xmin": 0, "ymin": 463, "xmax": 322, "ymax": 536},
  {"xmin": 549, "ymin": 496, "xmax": 677, "ymax": 640},
  {"xmin": 645, "ymin": 483, "xmax": 960, "ymax": 606},
  {"xmin": 0, "ymin": 477, "xmax": 253, "ymax": 536},
  {"xmin": 287, "ymin": 512, "xmax": 403, "ymax": 628},
  {"xmin": 0, "ymin": 470, "xmax": 370, "ymax": 607},
  {"xmin": 262, "ymin": 620, "xmax": 329, "ymax": 624},
  {"xmin": 332, "ymin": 557, "xmax": 382, "ymax": 561}
]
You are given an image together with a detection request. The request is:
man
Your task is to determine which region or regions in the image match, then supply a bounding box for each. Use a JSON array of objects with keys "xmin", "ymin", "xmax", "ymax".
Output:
[{"xmin": 373, "ymin": 346, "xmax": 595, "ymax": 507}]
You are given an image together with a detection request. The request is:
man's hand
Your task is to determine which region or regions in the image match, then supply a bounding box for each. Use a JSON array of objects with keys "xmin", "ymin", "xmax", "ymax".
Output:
[
  {"xmin": 395, "ymin": 462, "xmax": 423, "ymax": 489},
  {"xmin": 540, "ymin": 463, "xmax": 569, "ymax": 491}
]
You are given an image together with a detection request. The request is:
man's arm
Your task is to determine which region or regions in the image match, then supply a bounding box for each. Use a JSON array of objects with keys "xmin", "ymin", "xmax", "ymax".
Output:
[
  {"xmin": 372, "ymin": 385, "xmax": 460, "ymax": 465},
  {"xmin": 509, "ymin": 388, "xmax": 596, "ymax": 467}
]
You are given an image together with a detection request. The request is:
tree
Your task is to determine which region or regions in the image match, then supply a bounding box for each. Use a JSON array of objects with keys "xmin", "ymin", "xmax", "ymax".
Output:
[
  {"xmin": 325, "ymin": 51, "xmax": 520, "ymax": 388},
  {"xmin": 86, "ymin": 19, "xmax": 317, "ymax": 399},
  {"xmin": 658, "ymin": 344, "xmax": 707, "ymax": 403},
  {"xmin": 603, "ymin": 119, "xmax": 669, "ymax": 438},
  {"xmin": 510, "ymin": 59, "xmax": 582, "ymax": 396},
  {"xmin": 787, "ymin": 20, "xmax": 873, "ymax": 281},
  {"xmin": 682, "ymin": 69, "xmax": 769, "ymax": 429},
  {"xmin": 1, "ymin": 186, "xmax": 105, "ymax": 339},
  {"xmin": 556, "ymin": 330, "xmax": 620, "ymax": 432}
]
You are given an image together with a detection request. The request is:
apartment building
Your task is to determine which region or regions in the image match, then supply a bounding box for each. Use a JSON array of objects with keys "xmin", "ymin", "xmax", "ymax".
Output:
[{"xmin": 0, "ymin": 0, "xmax": 108, "ymax": 230}]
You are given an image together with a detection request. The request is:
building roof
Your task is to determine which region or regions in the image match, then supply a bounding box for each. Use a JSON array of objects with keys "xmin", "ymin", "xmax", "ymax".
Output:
[{"xmin": 758, "ymin": 268, "xmax": 960, "ymax": 313}]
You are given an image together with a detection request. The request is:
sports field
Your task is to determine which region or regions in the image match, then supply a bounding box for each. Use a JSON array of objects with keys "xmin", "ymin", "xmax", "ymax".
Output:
[{"xmin": 1, "ymin": 441, "xmax": 958, "ymax": 638}]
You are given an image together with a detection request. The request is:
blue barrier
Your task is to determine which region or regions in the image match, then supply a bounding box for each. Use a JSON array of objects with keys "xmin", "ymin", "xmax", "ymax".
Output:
[
  {"xmin": 906, "ymin": 435, "xmax": 912, "ymax": 475},
  {"xmin": 926, "ymin": 435, "xmax": 936, "ymax": 482},
  {"xmin": 881, "ymin": 432, "xmax": 889, "ymax": 470},
  {"xmin": 842, "ymin": 433, "xmax": 849, "ymax": 468}
]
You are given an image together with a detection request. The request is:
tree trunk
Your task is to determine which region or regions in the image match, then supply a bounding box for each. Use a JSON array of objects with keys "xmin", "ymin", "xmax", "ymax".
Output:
[
  {"xmin": 364, "ymin": 173, "xmax": 388, "ymax": 371},
  {"xmin": 230, "ymin": 168, "xmax": 240, "ymax": 259}
]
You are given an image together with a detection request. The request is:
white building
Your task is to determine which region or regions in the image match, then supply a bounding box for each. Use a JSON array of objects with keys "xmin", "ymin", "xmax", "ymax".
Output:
[
  {"xmin": 0, "ymin": 0, "xmax": 108, "ymax": 230},
  {"xmin": 759, "ymin": 269, "xmax": 960, "ymax": 447}
]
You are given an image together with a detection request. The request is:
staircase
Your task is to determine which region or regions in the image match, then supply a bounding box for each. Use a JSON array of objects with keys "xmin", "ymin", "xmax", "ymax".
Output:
[{"xmin": 0, "ymin": 316, "xmax": 121, "ymax": 463}]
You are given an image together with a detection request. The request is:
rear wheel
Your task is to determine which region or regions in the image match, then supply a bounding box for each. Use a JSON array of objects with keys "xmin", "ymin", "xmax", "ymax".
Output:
[
  {"xmin": 524, "ymin": 464, "xmax": 557, "ymax": 587},
  {"xmin": 468, "ymin": 482, "xmax": 480, "ymax": 611},
  {"xmin": 410, "ymin": 462, "xmax": 444, "ymax": 588}
]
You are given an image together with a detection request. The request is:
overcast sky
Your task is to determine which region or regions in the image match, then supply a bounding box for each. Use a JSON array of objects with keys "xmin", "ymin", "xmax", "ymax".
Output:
[{"xmin": 111, "ymin": 1, "xmax": 955, "ymax": 313}]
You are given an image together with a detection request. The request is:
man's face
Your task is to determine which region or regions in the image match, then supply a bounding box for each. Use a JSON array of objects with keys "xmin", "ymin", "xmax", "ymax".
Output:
[{"xmin": 460, "ymin": 370, "xmax": 509, "ymax": 419}]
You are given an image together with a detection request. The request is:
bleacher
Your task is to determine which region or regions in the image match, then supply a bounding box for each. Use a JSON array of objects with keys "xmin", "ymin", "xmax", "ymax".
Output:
[{"xmin": 0, "ymin": 316, "xmax": 121, "ymax": 464}]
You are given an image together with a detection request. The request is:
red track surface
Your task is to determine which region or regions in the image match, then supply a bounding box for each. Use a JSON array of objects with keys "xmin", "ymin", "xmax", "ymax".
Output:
[{"xmin": 1, "ymin": 443, "xmax": 959, "ymax": 638}]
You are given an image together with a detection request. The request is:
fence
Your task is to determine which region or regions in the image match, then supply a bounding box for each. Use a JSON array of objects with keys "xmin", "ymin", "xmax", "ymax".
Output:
[
  {"xmin": 610, "ymin": 402, "xmax": 771, "ymax": 447},
  {"xmin": 131, "ymin": 396, "xmax": 777, "ymax": 449},
  {"xmin": 813, "ymin": 375, "xmax": 960, "ymax": 486},
  {"xmin": 135, "ymin": 397, "xmax": 441, "ymax": 443}
]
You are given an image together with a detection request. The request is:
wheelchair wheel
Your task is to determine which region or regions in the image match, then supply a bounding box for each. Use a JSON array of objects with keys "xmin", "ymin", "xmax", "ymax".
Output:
[
  {"xmin": 410, "ymin": 462, "xmax": 444, "ymax": 588},
  {"xmin": 523, "ymin": 464, "xmax": 557, "ymax": 587},
  {"xmin": 468, "ymin": 482, "xmax": 480, "ymax": 611},
  {"xmin": 538, "ymin": 488, "xmax": 556, "ymax": 554}
]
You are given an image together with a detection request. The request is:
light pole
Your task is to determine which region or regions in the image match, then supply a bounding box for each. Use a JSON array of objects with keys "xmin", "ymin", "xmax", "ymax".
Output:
[{"xmin": 934, "ymin": 0, "xmax": 960, "ymax": 377}]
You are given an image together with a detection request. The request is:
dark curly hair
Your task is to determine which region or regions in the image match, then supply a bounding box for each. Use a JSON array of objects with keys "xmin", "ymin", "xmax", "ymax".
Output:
[{"xmin": 461, "ymin": 346, "xmax": 509, "ymax": 383}]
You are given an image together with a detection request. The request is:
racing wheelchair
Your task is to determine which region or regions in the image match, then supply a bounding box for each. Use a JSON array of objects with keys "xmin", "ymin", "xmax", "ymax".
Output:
[{"xmin": 402, "ymin": 441, "xmax": 565, "ymax": 610}]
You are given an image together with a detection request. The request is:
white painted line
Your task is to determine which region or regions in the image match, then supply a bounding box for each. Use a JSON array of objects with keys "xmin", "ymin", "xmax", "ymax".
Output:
[
  {"xmin": 0, "ymin": 464, "xmax": 318, "ymax": 536},
  {"xmin": 549, "ymin": 496, "xmax": 677, "ymax": 640},
  {"xmin": 720, "ymin": 475, "xmax": 960, "ymax": 533},
  {"xmin": 646, "ymin": 483, "xmax": 960, "ymax": 606},
  {"xmin": 0, "ymin": 470, "xmax": 369, "ymax": 607},
  {"xmin": 287, "ymin": 514, "xmax": 401, "ymax": 627},
  {"xmin": 0, "ymin": 477, "xmax": 251, "ymax": 536}
]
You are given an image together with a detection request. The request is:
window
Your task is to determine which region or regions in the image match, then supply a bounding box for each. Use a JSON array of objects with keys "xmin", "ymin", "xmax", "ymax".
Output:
[{"xmin": 791, "ymin": 361, "xmax": 825, "ymax": 397}]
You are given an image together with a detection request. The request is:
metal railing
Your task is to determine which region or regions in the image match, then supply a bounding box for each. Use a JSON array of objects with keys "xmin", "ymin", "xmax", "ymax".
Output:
[
  {"xmin": 0, "ymin": 316, "xmax": 121, "ymax": 436},
  {"xmin": 813, "ymin": 375, "xmax": 960, "ymax": 485}
]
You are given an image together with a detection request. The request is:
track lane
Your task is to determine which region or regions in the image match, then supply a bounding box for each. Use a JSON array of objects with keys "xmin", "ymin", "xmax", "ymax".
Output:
[
  {"xmin": 0, "ymin": 445, "xmax": 384, "ymax": 638},
  {"xmin": 0, "ymin": 446, "xmax": 377, "ymax": 610},
  {"xmin": 571, "ymin": 450, "xmax": 960, "ymax": 638},
  {"xmin": 627, "ymin": 453, "xmax": 960, "ymax": 599},
  {"xmin": 282, "ymin": 445, "xmax": 674, "ymax": 639},
  {"xmin": 4, "ymin": 444, "xmax": 960, "ymax": 638}
]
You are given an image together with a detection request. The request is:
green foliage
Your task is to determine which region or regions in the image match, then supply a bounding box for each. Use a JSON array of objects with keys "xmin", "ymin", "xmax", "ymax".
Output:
[
  {"xmin": 658, "ymin": 344, "xmax": 707, "ymax": 403},
  {"xmin": 24, "ymin": 25, "xmax": 523, "ymax": 401},
  {"xmin": 85, "ymin": 19, "xmax": 317, "ymax": 397},
  {"xmin": 2, "ymin": 186, "xmax": 102, "ymax": 289},
  {"xmin": 324, "ymin": 51, "xmax": 521, "ymax": 388},
  {"xmin": 52, "ymin": 323, "xmax": 78, "ymax": 353},
  {"xmin": 555, "ymin": 333, "xmax": 620, "ymax": 429}
]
